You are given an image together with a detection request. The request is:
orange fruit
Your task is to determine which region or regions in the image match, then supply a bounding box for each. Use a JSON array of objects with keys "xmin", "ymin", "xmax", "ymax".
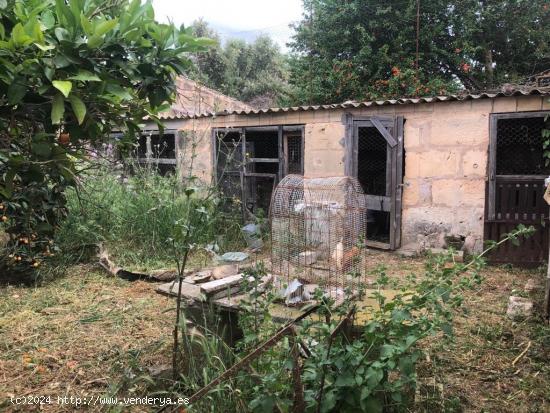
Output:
[{"xmin": 58, "ymin": 133, "xmax": 70, "ymax": 145}]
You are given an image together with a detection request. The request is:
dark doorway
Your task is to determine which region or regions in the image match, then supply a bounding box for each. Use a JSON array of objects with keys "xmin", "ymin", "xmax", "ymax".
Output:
[
  {"xmin": 213, "ymin": 126, "xmax": 304, "ymax": 219},
  {"xmin": 357, "ymin": 126, "xmax": 391, "ymax": 244},
  {"xmin": 244, "ymin": 128, "xmax": 280, "ymax": 215}
]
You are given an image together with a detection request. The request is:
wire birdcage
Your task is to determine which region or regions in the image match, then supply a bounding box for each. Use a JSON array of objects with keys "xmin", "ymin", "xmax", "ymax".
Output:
[{"xmin": 270, "ymin": 175, "xmax": 368, "ymax": 304}]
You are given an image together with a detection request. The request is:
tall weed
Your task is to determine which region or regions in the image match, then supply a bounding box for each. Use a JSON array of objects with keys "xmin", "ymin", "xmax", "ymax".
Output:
[{"xmin": 56, "ymin": 162, "xmax": 244, "ymax": 270}]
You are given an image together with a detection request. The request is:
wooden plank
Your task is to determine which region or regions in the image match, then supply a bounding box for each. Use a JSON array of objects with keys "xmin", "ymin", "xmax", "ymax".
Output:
[
  {"xmin": 278, "ymin": 125, "xmax": 284, "ymax": 181},
  {"xmin": 394, "ymin": 116, "xmax": 404, "ymax": 249},
  {"xmin": 495, "ymin": 174, "xmax": 549, "ymax": 180},
  {"xmin": 210, "ymin": 286, "xmax": 243, "ymax": 300},
  {"xmin": 137, "ymin": 158, "xmax": 177, "ymax": 165},
  {"xmin": 156, "ymin": 281, "xmax": 204, "ymax": 301},
  {"xmin": 389, "ymin": 141, "xmax": 398, "ymax": 250},
  {"xmin": 366, "ymin": 240, "xmax": 391, "ymax": 250},
  {"xmin": 200, "ymin": 274, "xmax": 244, "ymax": 296},
  {"xmin": 492, "ymin": 111, "xmax": 550, "ymax": 119},
  {"xmin": 344, "ymin": 113, "xmax": 353, "ymax": 177},
  {"xmin": 240, "ymin": 128, "xmax": 246, "ymax": 220},
  {"xmin": 244, "ymin": 172, "xmax": 277, "ymax": 178},
  {"xmin": 212, "ymin": 293, "xmax": 248, "ymax": 311},
  {"xmin": 365, "ymin": 195, "xmax": 391, "ymax": 212},
  {"xmin": 248, "ymin": 158, "xmax": 280, "ymax": 163},
  {"xmin": 488, "ymin": 114, "xmax": 498, "ymax": 220},
  {"xmin": 371, "ymin": 117, "xmax": 397, "ymax": 147}
]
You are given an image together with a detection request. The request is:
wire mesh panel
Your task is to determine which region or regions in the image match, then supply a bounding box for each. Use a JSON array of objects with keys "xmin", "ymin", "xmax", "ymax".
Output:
[
  {"xmin": 357, "ymin": 126, "xmax": 387, "ymax": 196},
  {"xmin": 496, "ymin": 117, "xmax": 550, "ymax": 175},
  {"xmin": 286, "ymin": 135, "xmax": 303, "ymax": 174},
  {"xmin": 270, "ymin": 175, "xmax": 367, "ymax": 304}
]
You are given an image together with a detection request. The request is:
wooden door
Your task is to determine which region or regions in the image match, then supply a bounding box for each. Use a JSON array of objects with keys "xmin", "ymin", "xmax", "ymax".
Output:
[
  {"xmin": 485, "ymin": 112, "xmax": 550, "ymax": 266},
  {"xmin": 346, "ymin": 116, "xmax": 404, "ymax": 250}
]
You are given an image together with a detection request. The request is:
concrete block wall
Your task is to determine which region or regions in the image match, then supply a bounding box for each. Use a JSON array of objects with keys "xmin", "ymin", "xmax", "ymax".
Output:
[
  {"xmin": 397, "ymin": 100, "xmax": 489, "ymax": 252},
  {"xmin": 171, "ymin": 95, "xmax": 547, "ymax": 253}
]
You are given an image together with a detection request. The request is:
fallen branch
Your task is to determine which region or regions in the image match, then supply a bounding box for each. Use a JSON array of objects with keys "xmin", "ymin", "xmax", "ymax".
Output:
[{"xmin": 512, "ymin": 341, "xmax": 531, "ymax": 366}]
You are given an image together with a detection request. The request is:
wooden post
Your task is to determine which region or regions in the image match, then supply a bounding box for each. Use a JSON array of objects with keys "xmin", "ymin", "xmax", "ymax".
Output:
[
  {"xmin": 544, "ymin": 188, "xmax": 550, "ymax": 322},
  {"xmin": 545, "ymin": 213, "xmax": 550, "ymax": 321}
]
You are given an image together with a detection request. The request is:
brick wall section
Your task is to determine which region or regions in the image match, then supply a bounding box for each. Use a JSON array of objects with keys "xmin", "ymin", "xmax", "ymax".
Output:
[{"xmin": 171, "ymin": 95, "xmax": 548, "ymax": 253}]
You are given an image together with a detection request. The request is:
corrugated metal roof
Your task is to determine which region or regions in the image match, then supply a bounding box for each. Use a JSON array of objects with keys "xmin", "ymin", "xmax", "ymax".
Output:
[{"xmin": 159, "ymin": 88, "xmax": 550, "ymax": 120}]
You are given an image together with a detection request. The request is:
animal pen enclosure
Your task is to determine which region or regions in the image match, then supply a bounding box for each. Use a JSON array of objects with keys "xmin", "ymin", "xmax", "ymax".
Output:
[{"xmin": 270, "ymin": 175, "xmax": 368, "ymax": 302}]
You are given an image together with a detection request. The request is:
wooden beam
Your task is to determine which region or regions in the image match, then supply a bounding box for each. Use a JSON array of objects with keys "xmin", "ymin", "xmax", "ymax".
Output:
[
  {"xmin": 248, "ymin": 158, "xmax": 280, "ymax": 163},
  {"xmin": 371, "ymin": 117, "xmax": 397, "ymax": 147}
]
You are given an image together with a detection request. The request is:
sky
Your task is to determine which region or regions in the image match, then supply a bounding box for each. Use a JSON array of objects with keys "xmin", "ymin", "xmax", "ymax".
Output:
[{"xmin": 152, "ymin": 0, "xmax": 304, "ymax": 51}]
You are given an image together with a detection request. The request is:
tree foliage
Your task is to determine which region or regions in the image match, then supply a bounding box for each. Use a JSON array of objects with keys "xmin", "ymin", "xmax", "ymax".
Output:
[
  {"xmin": 0, "ymin": 0, "xmax": 209, "ymax": 279},
  {"xmin": 189, "ymin": 19, "xmax": 292, "ymax": 108},
  {"xmin": 289, "ymin": 0, "xmax": 550, "ymax": 104}
]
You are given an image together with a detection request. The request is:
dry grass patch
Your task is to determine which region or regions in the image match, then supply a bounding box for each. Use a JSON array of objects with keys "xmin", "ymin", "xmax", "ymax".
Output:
[
  {"xmin": 0, "ymin": 265, "xmax": 175, "ymax": 412},
  {"xmin": 0, "ymin": 255, "xmax": 549, "ymax": 412}
]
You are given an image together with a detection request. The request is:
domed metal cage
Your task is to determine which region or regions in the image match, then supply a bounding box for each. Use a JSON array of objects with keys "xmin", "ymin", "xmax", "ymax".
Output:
[{"xmin": 270, "ymin": 175, "xmax": 368, "ymax": 302}]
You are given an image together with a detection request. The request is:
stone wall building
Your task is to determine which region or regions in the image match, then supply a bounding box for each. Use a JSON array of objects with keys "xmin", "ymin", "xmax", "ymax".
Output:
[{"xmin": 142, "ymin": 88, "xmax": 550, "ymax": 266}]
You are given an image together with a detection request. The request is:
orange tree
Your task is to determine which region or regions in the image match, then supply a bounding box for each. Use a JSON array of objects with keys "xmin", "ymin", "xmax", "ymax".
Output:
[{"xmin": 0, "ymin": 0, "xmax": 211, "ymax": 280}]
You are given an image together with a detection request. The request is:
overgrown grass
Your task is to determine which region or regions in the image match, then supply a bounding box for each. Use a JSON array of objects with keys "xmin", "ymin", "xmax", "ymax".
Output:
[{"xmin": 55, "ymin": 162, "xmax": 245, "ymax": 271}]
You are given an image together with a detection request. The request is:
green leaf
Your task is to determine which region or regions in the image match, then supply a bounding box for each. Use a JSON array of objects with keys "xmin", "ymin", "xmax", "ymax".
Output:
[
  {"xmin": 11, "ymin": 23, "xmax": 32, "ymax": 46},
  {"xmin": 80, "ymin": 14, "xmax": 93, "ymax": 36},
  {"xmin": 87, "ymin": 35, "xmax": 103, "ymax": 48},
  {"xmin": 0, "ymin": 168, "xmax": 16, "ymax": 198},
  {"xmin": 31, "ymin": 142, "xmax": 52, "ymax": 158},
  {"xmin": 52, "ymin": 80, "xmax": 72, "ymax": 97},
  {"xmin": 94, "ymin": 18, "xmax": 118, "ymax": 37},
  {"xmin": 335, "ymin": 372, "xmax": 355, "ymax": 387},
  {"xmin": 54, "ymin": 27, "xmax": 70, "ymax": 42},
  {"xmin": 68, "ymin": 70, "xmax": 101, "ymax": 82},
  {"xmin": 51, "ymin": 93, "xmax": 65, "ymax": 124},
  {"xmin": 69, "ymin": 94, "xmax": 86, "ymax": 124},
  {"xmin": 7, "ymin": 80, "xmax": 26, "ymax": 105},
  {"xmin": 0, "ymin": 0, "xmax": 7, "ymax": 9},
  {"xmin": 362, "ymin": 397, "xmax": 383, "ymax": 413},
  {"xmin": 34, "ymin": 43, "xmax": 55, "ymax": 51},
  {"xmin": 41, "ymin": 10, "xmax": 56, "ymax": 29}
]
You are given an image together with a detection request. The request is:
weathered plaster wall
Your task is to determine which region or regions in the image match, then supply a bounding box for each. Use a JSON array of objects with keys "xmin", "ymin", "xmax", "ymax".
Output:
[{"xmin": 171, "ymin": 95, "xmax": 549, "ymax": 253}]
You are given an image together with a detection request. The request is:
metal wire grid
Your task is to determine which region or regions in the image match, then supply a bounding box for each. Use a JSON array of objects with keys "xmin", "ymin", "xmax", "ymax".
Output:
[
  {"xmin": 357, "ymin": 126, "xmax": 388, "ymax": 196},
  {"xmin": 496, "ymin": 117, "xmax": 549, "ymax": 175},
  {"xmin": 270, "ymin": 175, "xmax": 367, "ymax": 301},
  {"xmin": 286, "ymin": 135, "xmax": 303, "ymax": 174}
]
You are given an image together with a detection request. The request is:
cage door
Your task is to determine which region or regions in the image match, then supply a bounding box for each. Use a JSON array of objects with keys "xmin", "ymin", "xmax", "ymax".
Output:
[{"xmin": 351, "ymin": 117, "xmax": 403, "ymax": 250}]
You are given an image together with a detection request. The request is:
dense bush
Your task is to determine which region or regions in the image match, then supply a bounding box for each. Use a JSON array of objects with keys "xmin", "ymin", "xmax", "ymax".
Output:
[
  {"xmin": 0, "ymin": 0, "xmax": 211, "ymax": 281},
  {"xmin": 56, "ymin": 162, "xmax": 245, "ymax": 270}
]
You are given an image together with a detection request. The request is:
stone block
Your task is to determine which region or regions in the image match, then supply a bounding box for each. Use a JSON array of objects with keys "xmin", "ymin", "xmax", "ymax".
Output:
[
  {"xmin": 403, "ymin": 179, "xmax": 432, "ymax": 207},
  {"xmin": 516, "ymin": 96, "xmax": 543, "ymax": 112},
  {"xmin": 524, "ymin": 278, "xmax": 544, "ymax": 294},
  {"xmin": 402, "ymin": 180, "xmax": 419, "ymax": 206},
  {"xmin": 462, "ymin": 150, "xmax": 487, "ymax": 177},
  {"xmin": 430, "ymin": 114, "xmax": 489, "ymax": 146},
  {"xmin": 431, "ymin": 179, "xmax": 484, "ymax": 207},
  {"xmin": 404, "ymin": 119, "xmax": 431, "ymax": 149},
  {"xmin": 492, "ymin": 97, "xmax": 517, "ymax": 113},
  {"xmin": 406, "ymin": 151, "xmax": 460, "ymax": 178},
  {"xmin": 506, "ymin": 296, "xmax": 533, "ymax": 320}
]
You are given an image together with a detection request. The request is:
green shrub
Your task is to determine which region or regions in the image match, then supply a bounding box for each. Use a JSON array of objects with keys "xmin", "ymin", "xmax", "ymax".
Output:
[
  {"xmin": 178, "ymin": 226, "xmax": 534, "ymax": 413},
  {"xmin": 56, "ymin": 162, "xmax": 244, "ymax": 270},
  {"xmin": 0, "ymin": 0, "xmax": 212, "ymax": 281}
]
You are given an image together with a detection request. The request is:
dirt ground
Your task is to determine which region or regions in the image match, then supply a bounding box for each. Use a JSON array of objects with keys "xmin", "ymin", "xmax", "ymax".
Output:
[{"xmin": 0, "ymin": 255, "xmax": 549, "ymax": 412}]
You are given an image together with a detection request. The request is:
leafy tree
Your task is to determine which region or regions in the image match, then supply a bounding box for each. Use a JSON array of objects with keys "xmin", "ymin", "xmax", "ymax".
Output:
[
  {"xmin": 0, "ymin": 0, "xmax": 210, "ymax": 279},
  {"xmin": 289, "ymin": 0, "xmax": 550, "ymax": 104},
  {"xmin": 189, "ymin": 20, "xmax": 292, "ymax": 108}
]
